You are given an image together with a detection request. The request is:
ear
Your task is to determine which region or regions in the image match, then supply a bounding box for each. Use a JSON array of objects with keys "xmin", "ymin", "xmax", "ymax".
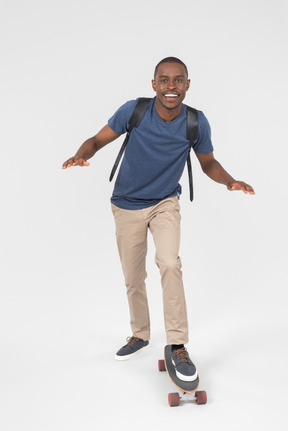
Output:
[
  {"xmin": 151, "ymin": 79, "xmax": 156, "ymax": 92},
  {"xmin": 186, "ymin": 79, "xmax": 190, "ymax": 91}
]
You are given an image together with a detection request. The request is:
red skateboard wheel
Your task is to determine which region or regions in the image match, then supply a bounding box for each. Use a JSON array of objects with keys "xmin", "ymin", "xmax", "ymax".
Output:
[
  {"xmin": 168, "ymin": 392, "xmax": 180, "ymax": 407},
  {"xmin": 158, "ymin": 359, "xmax": 166, "ymax": 372},
  {"xmin": 195, "ymin": 390, "xmax": 207, "ymax": 405}
]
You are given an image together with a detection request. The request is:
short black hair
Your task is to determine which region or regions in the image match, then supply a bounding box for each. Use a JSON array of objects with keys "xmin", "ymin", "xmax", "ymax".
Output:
[{"xmin": 154, "ymin": 57, "xmax": 188, "ymax": 78}]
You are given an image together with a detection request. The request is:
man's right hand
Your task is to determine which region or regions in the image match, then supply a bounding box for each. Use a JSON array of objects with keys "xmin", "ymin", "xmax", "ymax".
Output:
[
  {"xmin": 62, "ymin": 156, "xmax": 90, "ymax": 169},
  {"xmin": 62, "ymin": 125, "xmax": 120, "ymax": 170}
]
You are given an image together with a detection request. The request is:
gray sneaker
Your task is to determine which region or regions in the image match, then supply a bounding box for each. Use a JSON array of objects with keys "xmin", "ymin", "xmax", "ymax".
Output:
[
  {"xmin": 171, "ymin": 346, "xmax": 198, "ymax": 382},
  {"xmin": 115, "ymin": 336, "xmax": 149, "ymax": 361}
]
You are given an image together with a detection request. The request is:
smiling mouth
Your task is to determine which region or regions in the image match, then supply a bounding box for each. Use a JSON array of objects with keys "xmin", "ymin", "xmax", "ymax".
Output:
[
  {"xmin": 164, "ymin": 93, "xmax": 179, "ymax": 97},
  {"xmin": 163, "ymin": 93, "xmax": 179, "ymax": 101}
]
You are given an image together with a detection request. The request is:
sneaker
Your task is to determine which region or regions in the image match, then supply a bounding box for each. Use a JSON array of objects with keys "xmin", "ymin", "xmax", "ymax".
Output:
[
  {"xmin": 171, "ymin": 346, "xmax": 198, "ymax": 382},
  {"xmin": 115, "ymin": 336, "xmax": 149, "ymax": 361}
]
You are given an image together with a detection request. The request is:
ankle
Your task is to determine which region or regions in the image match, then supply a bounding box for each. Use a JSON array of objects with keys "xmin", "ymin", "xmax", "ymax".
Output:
[{"xmin": 172, "ymin": 344, "xmax": 184, "ymax": 351}]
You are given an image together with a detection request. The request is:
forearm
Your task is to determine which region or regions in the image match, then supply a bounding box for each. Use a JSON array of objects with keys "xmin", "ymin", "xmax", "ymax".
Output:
[
  {"xmin": 62, "ymin": 125, "xmax": 120, "ymax": 169},
  {"xmin": 74, "ymin": 136, "xmax": 98, "ymax": 161},
  {"xmin": 202, "ymin": 159, "xmax": 235, "ymax": 186},
  {"xmin": 74, "ymin": 125, "xmax": 120, "ymax": 161}
]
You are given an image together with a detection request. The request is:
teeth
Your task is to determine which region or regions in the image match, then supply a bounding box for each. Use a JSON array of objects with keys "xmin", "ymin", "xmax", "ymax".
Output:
[{"xmin": 165, "ymin": 94, "xmax": 178, "ymax": 97}]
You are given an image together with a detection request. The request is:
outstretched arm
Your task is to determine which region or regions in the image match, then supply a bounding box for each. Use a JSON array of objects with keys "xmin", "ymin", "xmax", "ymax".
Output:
[
  {"xmin": 62, "ymin": 125, "xmax": 120, "ymax": 169},
  {"xmin": 195, "ymin": 152, "xmax": 255, "ymax": 194}
]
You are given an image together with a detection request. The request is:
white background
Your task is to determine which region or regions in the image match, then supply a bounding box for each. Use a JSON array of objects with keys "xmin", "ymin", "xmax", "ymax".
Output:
[{"xmin": 1, "ymin": 0, "xmax": 287, "ymax": 429}]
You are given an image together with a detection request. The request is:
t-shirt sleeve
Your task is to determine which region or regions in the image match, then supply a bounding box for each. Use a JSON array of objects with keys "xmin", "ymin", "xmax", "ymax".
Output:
[
  {"xmin": 108, "ymin": 99, "xmax": 138, "ymax": 135},
  {"xmin": 193, "ymin": 111, "xmax": 214, "ymax": 154}
]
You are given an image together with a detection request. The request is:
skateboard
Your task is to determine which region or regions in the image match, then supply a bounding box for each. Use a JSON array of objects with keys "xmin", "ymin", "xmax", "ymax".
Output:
[{"xmin": 158, "ymin": 345, "xmax": 207, "ymax": 407}]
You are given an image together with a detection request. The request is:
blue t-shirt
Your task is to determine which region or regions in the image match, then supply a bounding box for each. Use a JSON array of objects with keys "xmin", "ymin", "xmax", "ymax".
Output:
[{"xmin": 108, "ymin": 97, "xmax": 213, "ymax": 210}]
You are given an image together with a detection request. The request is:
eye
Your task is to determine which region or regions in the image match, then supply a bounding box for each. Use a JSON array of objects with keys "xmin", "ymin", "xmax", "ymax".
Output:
[
  {"xmin": 161, "ymin": 79, "xmax": 168, "ymax": 83},
  {"xmin": 175, "ymin": 79, "xmax": 183, "ymax": 83}
]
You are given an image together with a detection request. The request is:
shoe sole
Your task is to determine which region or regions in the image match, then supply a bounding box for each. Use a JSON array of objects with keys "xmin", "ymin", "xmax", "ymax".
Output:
[{"xmin": 115, "ymin": 344, "xmax": 149, "ymax": 361}]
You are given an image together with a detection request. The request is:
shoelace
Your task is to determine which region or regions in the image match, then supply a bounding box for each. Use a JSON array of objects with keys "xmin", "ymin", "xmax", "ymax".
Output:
[
  {"xmin": 174, "ymin": 347, "xmax": 191, "ymax": 363},
  {"xmin": 126, "ymin": 336, "xmax": 141, "ymax": 346}
]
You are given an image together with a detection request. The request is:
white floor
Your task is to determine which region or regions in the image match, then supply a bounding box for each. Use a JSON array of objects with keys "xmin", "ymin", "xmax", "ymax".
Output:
[{"xmin": 1, "ymin": 259, "xmax": 287, "ymax": 431}]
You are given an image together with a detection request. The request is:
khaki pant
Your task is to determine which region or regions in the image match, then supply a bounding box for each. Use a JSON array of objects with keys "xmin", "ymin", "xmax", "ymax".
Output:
[{"xmin": 111, "ymin": 196, "xmax": 188, "ymax": 345}]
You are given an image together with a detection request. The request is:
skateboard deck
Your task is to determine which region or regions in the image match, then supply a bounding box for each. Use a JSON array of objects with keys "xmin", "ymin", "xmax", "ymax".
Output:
[{"xmin": 158, "ymin": 345, "xmax": 207, "ymax": 407}]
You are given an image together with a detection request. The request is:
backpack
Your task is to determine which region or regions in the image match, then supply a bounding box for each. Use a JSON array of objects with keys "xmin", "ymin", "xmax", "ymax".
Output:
[{"xmin": 109, "ymin": 98, "xmax": 198, "ymax": 201}]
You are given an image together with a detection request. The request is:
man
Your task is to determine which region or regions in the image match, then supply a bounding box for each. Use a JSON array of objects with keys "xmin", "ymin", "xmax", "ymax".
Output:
[{"xmin": 62, "ymin": 57, "xmax": 254, "ymax": 382}]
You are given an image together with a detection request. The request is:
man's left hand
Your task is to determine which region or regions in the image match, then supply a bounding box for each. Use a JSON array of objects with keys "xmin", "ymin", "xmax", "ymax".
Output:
[{"xmin": 227, "ymin": 181, "xmax": 255, "ymax": 194}]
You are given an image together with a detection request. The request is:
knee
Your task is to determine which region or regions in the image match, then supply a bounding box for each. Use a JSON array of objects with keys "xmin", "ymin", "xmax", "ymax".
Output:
[{"xmin": 156, "ymin": 256, "xmax": 182, "ymax": 273}]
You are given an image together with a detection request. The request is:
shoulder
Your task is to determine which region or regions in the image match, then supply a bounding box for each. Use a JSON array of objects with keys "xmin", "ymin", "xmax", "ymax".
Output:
[
  {"xmin": 184, "ymin": 104, "xmax": 209, "ymax": 123},
  {"xmin": 108, "ymin": 99, "xmax": 139, "ymax": 134},
  {"xmin": 183, "ymin": 105, "xmax": 211, "ymax": 134},
  {"xmin": 110, "ymin": 98, "xmax": 154, "ymax": 123},
  {"xmin": 113, "ymin": 98, "xmax": 139, "ymax": 117},
  {"xmin": 197, "ymin": 110, "xmax": 211, "ymax": 132}
]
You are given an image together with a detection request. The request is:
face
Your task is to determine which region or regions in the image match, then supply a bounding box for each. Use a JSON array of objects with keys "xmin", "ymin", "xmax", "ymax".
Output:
[{"xmin": 152, "ymin": 62, "xmax": 190, "ymax": 111}]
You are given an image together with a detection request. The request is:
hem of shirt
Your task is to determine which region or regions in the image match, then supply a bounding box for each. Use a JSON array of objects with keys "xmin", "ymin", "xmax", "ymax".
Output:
[
  {"xmin": 107, "ymin": 120, "xmax": 123, "ymax": 136},
  {"xmin": 110, "ymin": 193, "xmax": 180, "ymax": 210},
  {"xmin": 193, "ymin": 148, "xmax": 214, "ymax": 154}
]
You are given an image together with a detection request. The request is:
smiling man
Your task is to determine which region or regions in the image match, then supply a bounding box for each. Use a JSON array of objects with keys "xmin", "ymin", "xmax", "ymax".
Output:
[{"xmin": 62, "ymin": 57, "xmax": 254, "ymax": 382}]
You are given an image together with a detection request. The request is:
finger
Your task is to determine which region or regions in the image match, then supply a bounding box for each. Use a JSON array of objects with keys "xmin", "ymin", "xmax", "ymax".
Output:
[
  {"xmin": 241, "ymin": 183, "xmax": 255, "ymax": 194},
  {"xmin": 240, "ymin": 184, "xmax": 248, "ymax": 194},
  {"xmin": 231, "ymin": 183, "xmax": 247, "ymax": 193},
  {"xmin": 62, "ymin": 160, "xmax": 73, "ymax": 169},
  {"xmin": 247, "ymin": 185, "xmax": 255, "ymax": 194},
  {"xmin": 234, "ymin": 182, "xmax": 249, "ymax": 193},
  {"xmin": 74, "ymin": 159, "xmax": 90, "ymax": 167}
]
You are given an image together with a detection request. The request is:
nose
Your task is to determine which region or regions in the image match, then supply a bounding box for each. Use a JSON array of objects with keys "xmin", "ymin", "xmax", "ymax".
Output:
[{"xmin": 167, "ymin": 79, "xmax": 176, "ymax": 89}]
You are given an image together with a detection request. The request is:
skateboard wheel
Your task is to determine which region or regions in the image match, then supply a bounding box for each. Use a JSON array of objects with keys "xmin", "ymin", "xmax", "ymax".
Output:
[
  {"xmin": 158, "ymin": 359, "xmax": 166, "ymax": 372},
  {"xmin": 195, "ymin": 390, "xmax": 207, "ymax": 405},
  {"xmin": 168, "ymin": 392, "xmax": 180, "ymax": 407}
]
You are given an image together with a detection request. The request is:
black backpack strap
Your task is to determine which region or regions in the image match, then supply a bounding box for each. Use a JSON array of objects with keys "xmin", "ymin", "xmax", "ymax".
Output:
[
  {"xmin": 186, "ymin": 106, "xmax": 198, "ymax": 201},
  {"xmin": 109, "ymin": 98, "xmax": 152, "ymax": 182}
]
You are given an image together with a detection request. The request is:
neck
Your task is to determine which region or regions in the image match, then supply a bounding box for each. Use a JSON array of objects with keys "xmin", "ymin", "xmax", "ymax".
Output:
[{"xmin": 154, "ymin": 98, "xmax": 182, "ymax": 122}]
